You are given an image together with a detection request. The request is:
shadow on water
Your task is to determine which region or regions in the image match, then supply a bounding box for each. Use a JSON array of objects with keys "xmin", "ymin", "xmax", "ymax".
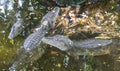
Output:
[
  {"xmin": 19, "ymin": 46, "xmax": 120, "ymax": 71},
  {"xmin": 19, "ymin": 46, "xmax": 119, "ymax": 71}
]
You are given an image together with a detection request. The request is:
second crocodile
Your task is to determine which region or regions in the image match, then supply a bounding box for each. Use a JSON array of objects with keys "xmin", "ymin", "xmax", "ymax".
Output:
[{"xmin": 23, "ymin": 7, "xmax": 60, "ymax": 51}]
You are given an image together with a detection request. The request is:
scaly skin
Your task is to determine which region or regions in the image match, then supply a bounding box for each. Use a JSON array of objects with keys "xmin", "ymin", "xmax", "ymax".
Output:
[
  {"xmin": 23, "ymin": 7, "xmax": 60, "ymax": 51},
  {"xmin": 42, "ymin": 35, "xmax": 73, "ymax": 51},
  {"xmin": 42, "ymin": 35, "xmax": 114, "ymax": 56},
  {"xmin": 9, "ymin": 7, "xmax": 60, "ymax": 71},
  {"xmin": 8, "ymin": 20, "xmax": 25, "ymax": 39}
]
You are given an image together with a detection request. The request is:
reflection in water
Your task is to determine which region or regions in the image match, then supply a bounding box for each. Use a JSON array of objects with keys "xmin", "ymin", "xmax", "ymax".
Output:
[
  {"xmin": 0, "ymin": 22, "xmax": 120, "ymax": 71},
  {"xmin": 18, "ymin": 0, "xmax": 24, "ymax": 8},
  {"xmin": 9, "ymin": 45, "xmax": 46, "ymax": 71},
  {"xmin": 22, "ymin": 47, "xmax": 120, "ymax": 71},
  {"xmin": 0, "ymin": 0, "xmax": 120, "ymax": 71}
]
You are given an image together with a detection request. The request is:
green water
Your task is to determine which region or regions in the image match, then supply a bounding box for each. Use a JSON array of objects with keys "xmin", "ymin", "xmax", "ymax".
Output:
[
  {"xmin": 0, "ymin": 22, "xmax": 120, "ymax": 71},
  {"xmin": 0, "ymin": 0, "xmax": 120, "ymax": 71},
  {"xmin": 0, "ymin": 23, "xmax": 23, "ymax": 70}
]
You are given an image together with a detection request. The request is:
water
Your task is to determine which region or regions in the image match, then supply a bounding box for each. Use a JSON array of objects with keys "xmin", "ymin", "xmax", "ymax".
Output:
[
  {"xmin": 0, "ymin": 23, "xmax": 22, "ymax": 70},
  {"xmin": 0, "ymin": 24, "xmax": 120, "ymax": 71},
  {"xmin": 0, "ymin": 0, "xmax": 120, "ymax": 71}
]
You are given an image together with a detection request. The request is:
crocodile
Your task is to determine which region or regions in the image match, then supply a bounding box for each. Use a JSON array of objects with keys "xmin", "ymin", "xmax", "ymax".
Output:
[
  {"xmin": 42, "ymin": 35, "xmax": 115, "ymax": 56},
  {"xmin": 23, "ymin": 7, "xmax": 60, "ymax": 51},
  {"xmin": 8, "ymin": 20, "xmax": 25, "ymax": 39},
  {"xmin": 9, "ymin": 7, "xmax": 60, "ymax": 71},
  {"xmin": 7, "ymin": 0, "xmax": 120, "ymax": 70},
  {"xmin": 8, "ymin": 0, "xmax": 107, "ymax": 39}
]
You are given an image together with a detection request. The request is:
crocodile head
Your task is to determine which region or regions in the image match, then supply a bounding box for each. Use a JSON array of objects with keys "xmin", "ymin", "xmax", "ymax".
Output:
[
  {"xmin": 8, "ymin": 20, "xmax": 25, "ymax": 39},
  {"xmin": 42, "ymin": 35, "xmax": 73, "ymax": 51},
  {"xmin": 41, "ymin": 7, "xmax": 60, "ymax": 29}
]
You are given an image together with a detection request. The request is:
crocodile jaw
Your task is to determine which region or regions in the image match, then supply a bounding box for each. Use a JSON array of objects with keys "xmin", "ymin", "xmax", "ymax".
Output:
[{"xmin": 42, "ymin": 35, "xmax": 73, "ymax": 51}]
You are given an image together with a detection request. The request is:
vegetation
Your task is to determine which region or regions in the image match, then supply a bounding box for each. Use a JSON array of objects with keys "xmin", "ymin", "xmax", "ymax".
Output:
[{"xmin": 0, "ymin": 0, "xmax": 120, "ymax": 71}]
